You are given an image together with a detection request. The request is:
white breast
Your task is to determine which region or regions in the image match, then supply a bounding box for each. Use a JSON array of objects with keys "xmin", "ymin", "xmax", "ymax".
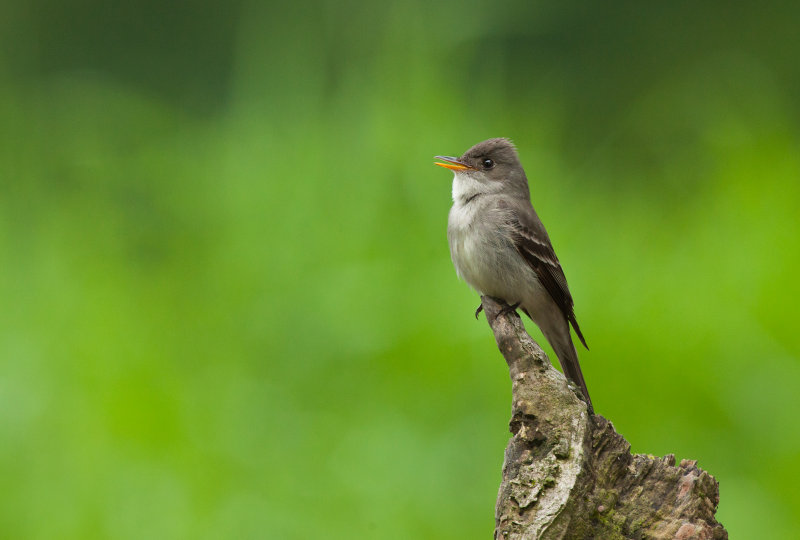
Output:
[
  {"xmin": 447, "ymin": 188, "xmax": 498, "ymax": 295},
  {"xmin": 447, "ymin": 173, "xmax": 533, "ymax": 300}
]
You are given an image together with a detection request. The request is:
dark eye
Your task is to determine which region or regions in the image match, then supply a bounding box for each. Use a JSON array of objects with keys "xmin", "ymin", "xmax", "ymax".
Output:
[{"xmin": 482, "ymin": 158, "xmax": 494, "ymax": 169}]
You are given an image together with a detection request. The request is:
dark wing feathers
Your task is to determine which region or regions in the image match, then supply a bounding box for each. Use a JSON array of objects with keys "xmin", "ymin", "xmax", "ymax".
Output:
[{"xmin": 503, "ymin": 204, "xmax": 588, "ymax": 350}]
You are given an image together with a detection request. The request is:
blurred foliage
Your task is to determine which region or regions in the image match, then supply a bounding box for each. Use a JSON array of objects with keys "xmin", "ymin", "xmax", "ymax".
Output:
[{"xmin": 1, "ymin": 1, "xmax": 799, "ymax": 538}]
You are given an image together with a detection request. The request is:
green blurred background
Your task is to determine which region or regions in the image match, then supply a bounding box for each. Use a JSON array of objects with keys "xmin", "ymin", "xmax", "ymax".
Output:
[{"xmin": 2, "ymin": 1, "xmax": 798, "ymax": 538}]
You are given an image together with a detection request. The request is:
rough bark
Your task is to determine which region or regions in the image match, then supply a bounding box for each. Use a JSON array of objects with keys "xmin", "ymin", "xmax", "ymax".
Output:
[{"xmin": 481, "ymin": 296, "xmax": 727, "ymax": 540}]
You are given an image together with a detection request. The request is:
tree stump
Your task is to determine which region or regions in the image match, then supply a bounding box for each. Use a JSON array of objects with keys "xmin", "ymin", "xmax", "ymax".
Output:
[{"xmin": 481, "ymin": 296, "xmax": 727, "ymax": 540}]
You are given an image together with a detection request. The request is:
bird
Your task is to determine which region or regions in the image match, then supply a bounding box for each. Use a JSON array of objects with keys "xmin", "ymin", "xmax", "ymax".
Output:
[{"xmin": 435, "ymin": 138, "xmax": 592, "ymax": 411}]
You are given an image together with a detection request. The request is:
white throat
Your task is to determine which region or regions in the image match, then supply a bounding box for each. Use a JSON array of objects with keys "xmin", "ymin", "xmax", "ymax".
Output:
[{"xmin": 451, "ymin": 172, "xmax": 485, "ymax": 206}]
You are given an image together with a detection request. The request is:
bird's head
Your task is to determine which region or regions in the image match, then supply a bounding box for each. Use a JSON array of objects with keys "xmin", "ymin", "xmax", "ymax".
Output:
[{"xmin": 435, "ymin": 138, "xmax": 530, "ymax": 202}]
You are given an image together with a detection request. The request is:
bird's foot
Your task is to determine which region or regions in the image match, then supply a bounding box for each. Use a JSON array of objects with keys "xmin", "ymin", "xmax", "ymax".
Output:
[
  {"xmin": 498, "ymin": 301, "xmax": 521, "ymax": 318},
  {"xmin": 477, "ymin": 297, "xmax": 521, "ymax": 322}
]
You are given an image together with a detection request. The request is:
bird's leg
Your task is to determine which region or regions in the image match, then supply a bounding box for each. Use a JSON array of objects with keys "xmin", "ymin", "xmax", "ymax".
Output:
[
  {"xmin": 479, "ymin": 296, "xmax": 522, "ymax": 322},
  {"xmin": 498, "ymin": 301, "xmax": 521, "ymax": 318}
]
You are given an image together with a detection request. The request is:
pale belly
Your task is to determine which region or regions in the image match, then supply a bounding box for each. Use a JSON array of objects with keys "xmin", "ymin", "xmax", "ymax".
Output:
[{"xmin": 448, "ymin": 214, "xmax": 533, "ymax": 302}]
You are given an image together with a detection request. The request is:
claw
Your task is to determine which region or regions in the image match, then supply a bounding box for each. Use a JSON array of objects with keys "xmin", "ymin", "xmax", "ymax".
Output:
[
  {"xmin": 498, "ymin": 301, "xmax": 521, "ymax": 318},
  {"xmin": 480, "ymin": 297, "xmax": 522, "ymax": 323}
]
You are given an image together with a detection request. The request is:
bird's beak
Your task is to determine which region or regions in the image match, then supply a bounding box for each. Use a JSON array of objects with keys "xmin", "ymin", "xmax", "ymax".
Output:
[{"xmin": 434, "ymin": 156, "xmax": 473, "ymax": 171}]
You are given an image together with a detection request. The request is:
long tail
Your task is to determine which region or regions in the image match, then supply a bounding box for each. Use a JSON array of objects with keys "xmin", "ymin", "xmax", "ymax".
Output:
[
  {"xmin": 524, "ymin": 306, "xmax": 593, "ymax": 412},
  {"xmin": 541, "ymin": 321, "xmax": 593, "ymax": 412},
  {"xmin": 556, "ymin": 339, "xmax": 593, "ymax": 413}
]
